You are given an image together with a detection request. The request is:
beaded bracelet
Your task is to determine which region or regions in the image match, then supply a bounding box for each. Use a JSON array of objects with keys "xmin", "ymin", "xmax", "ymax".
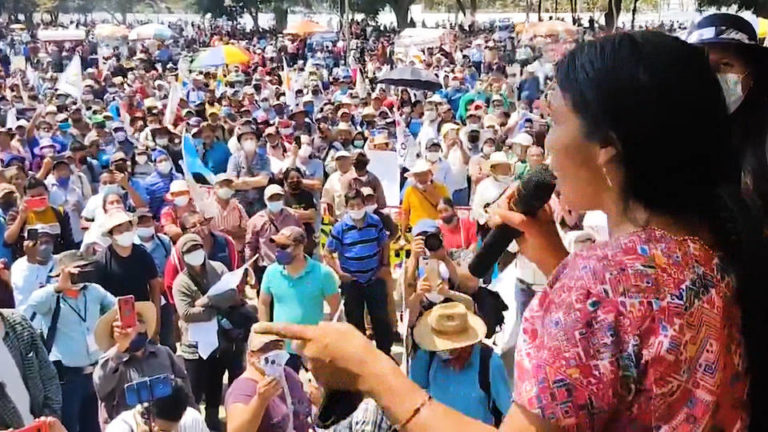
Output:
[{"xmin": 392, "ymin": 394, "xmax": 433, "ymax": 431}]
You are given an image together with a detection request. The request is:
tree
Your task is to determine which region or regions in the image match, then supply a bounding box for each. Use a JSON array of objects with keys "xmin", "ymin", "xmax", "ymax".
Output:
[
  {"xmin": 604, "ymin": 0, "xmax": 622, "ymax": 30},
  {"xmin": 386, "ymin": 0, "xmax": 415, "ymax": 29},
  {"xmin": 631, "ymin": 0, "xmax": 638, "ymax": 28},
  {"xmin": 697, "ymin": 0, "xmax": 768, "ymax": 17}
]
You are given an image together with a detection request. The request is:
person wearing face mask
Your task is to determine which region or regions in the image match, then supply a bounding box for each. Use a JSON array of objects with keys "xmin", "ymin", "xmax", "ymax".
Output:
[
  {"xmin": 469, "ymin": 137, "xmax": 497, "ymax": 195},
  {"xmin": 323, "ymin": 189, "xmax": 392, "ymax": 355},
  {"xmin": 408, "ymin": 302, "xmax": 511, "ymax": 426},
  {"xmin": 416, "ymin": 100, "xmax": 441, "ymax": 151},
  {"xmin": 91, "ymin": 210, "xmax": 162, "ymax": 342},
  {"xmin": 130, "ymin": 146, "xmax": 153, "ymax": 182},
  {"xmin": 92, "ymin": 300, "xmax": 191, "ymax": 425},
  {"xmin": 321, "ymin": 151, "xmax": 354, "ymax": 221},
  {"xmin": 471, "ymin": 152, "xmax": 513, "ymax": 232},
  {"xmin": 401, "ymin": 158, "xmax": 451, "ymax": 237},
  {"xmin": 143, "ymin": 149, "xmax": 183, "ymax": 218},
  {"xmin": 340, "ymin": 150, "xmax": 387, "ymax": 210},
  {"xmin": 160, "ymin": 180, "xmax": 196, "ymax": 242},
  {"xmin": 245, "ymin": 185, "xmax": 302, "ymax": 284},
  {"xmin": 65, "ymin": 141, "xmax": 97, "ymax": 200},
  {"xmin": 225, "ymin": 331, "xmax": 314, "ymax": 432},
  {"xmin": 172, "ymin": 233, "xmax": 243, "ymax": 431},
  {"xmin": 437, "ymin": 197, "xmax": 478, "ymax": 255},
  {"xmin": 5, "ymin": 177, "xmax": 76, "ymax": 259},
  {"xmin": 69, "ymin": 106, "xmax": 90, "ymax": 137},
  {"xmin": 111, "ymin": 123, "xmax": 135, "ymax": 158},
  {"xmin": 207, "ymin": 174, "xmax": 248, "ymax": 253},
  {"xmin": 226, "ymin": 126, "xmax": 272, "ymax": 216},
  {"xmin": 31, "ymin": 138, "xmax": 60, "ymax": 174},
  {"xmin": 686, "ymin": 13, "xmax": 768, "ymax": 230},
  {"xmin": 10, "ymin": 227, "xmax": 57, "ymax": 318},
  {"xmin": 26, "ymin": 250, "xmax": 116, "ymax": 432},
  {"xmin": 45, "ymin": 157, "xmax": 85, "ymax": 245},
  {"xmin": 507, "ymin": 132, "xmax": 533, "ymax": 175},
  {"xmin": 257, "ymin": 226, "xmax": 340, "ymax": 372},
  {"xmin": 287, "ymin": 139, "xmax": 324, "ymax": 195}
]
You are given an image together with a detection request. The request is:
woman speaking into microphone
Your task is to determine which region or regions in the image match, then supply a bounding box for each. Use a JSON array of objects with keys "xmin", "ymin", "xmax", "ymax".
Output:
[{"xmin": 255, "ymin": 31, "xmax": 768, "ymax": 431}]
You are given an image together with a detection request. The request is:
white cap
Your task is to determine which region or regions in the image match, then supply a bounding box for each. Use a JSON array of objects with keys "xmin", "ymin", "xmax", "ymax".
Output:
[
  {"xmin": 409, "ymin": 159, "xmax": 432, "ymax": 175},
  {"xmin": 510, "ymin": 133, "xmax": 534, "ymax": 146},
  {"xmin": 487, "ymin": 151, "xmax": 511, "ymax": 168},
  {"xmin": 264, "ymin": 184, "xmax": 285, "ymax": 199},
  {"xmin": 168, "ymin": 179, "xmax": 190, "ymax": 194},
  {"xmin": 334, "ymin": 150, "xmax": 351, "ymax": 160}
]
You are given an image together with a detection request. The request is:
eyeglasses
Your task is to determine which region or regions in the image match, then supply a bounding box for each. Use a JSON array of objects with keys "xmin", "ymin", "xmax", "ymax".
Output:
[{"xmin": 185, "ymin": 219, "xmax": 211, "ymax": 230}]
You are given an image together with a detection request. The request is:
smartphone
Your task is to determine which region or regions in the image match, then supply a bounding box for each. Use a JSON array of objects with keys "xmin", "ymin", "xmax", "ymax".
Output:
[
  {"xmin": 124, "ymin": 374, "xmax": 173, "ymax": 407},
  {"xmin": 26, "ymin": 228, "xmax": 39, "ymax": 242},
  {"xmin": 14, "ymin": 419, "xmax": 49, "ymax": 432},
  {"xmin": 117, "ymin": 295, "xmax": 137, "ymax": 328}
]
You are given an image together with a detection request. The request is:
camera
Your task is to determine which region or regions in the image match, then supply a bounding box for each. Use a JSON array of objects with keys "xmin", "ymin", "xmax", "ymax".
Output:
[{"xmin": 422, "ymin": 232, "xmax": 443, "ymax": 252}]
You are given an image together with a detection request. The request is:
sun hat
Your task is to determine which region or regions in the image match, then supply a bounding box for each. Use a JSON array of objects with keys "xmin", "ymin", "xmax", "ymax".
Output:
[
  {"xmin": 486, "ymin": 151, "xmax": 512, "ymax": 170},
  {"xmin": 93, "ymin": 301, "xmax": 157, "ymax": 352},
  {"xmin": 510, "ymin": 133, "xmax": 533, "ymax": 146},
  {"xmin": 49, "ymin": 250, "xmax": 97, "ymax": 278},
  {"xmin": 409, "ymin": 158, "xmax": 433, "ymax": 175},
  {"xmin": 102, "ymin": 210, "xmax": 135, "ymax": 235},
  {"xmin": 413, "ymin": 302, "xmax": 487, "ymax": 352}
]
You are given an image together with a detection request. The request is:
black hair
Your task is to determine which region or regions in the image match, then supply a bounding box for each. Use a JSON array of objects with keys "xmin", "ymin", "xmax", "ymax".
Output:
[
  {"xmin": 180, "ymin": 210, "xmax": 202, "ymax": 231},
  {"xmin": 438, "ymin": 197, "xmax": 454, "ymax": 209},
  {"xmin": 558, "ymin": 31, "xmax": 768, "ymax": 430},
  {"xmin": 282, "ymin": 167, "xmax": 304, "ymax": 182},
  {"xmin": 344, "ymin": 188, "xmax": 364, "ymax": 205},
  {"xmin": 149, "ymin": 378, "xmax": 190, "ymax": 423},
  {"xmin": 23, "ymin": 176, "xmax": 47, "ymax": 194}
]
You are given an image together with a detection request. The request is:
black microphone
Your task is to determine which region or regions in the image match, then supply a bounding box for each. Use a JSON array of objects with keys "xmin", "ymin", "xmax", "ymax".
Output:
[{"xmin": 468, "ymin": 165, "xmax": 557, "ymax": 279}]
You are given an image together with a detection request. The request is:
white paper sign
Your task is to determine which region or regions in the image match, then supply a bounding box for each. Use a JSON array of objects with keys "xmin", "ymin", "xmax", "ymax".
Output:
[
  {"xmin": 365, "ymin": 149, "xmax": 400, "ymax": 207},
  {"xmin": 260, "ymin": 350, "xmax": 290, "ymax": 379},
  {"xmin": 187, "ymin": 318, "xmax": 218, "ymax": 359}
]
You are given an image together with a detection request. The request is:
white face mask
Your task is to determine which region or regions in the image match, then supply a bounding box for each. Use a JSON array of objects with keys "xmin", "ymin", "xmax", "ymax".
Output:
[
  {"xmin": 717, "ymin": 72, "xmax": 746, "ymax": 114},
  {"xmin": 425, "ymin": 291, "xmax": 445, "ymax": 303},
  {"xmin": 135, "ymin": 154, "xmax": 149, "ymax": 165},
  {"xmin": 114, "ymin": 231, "xmax": 135, "ymax": 247},
  {"xmin": 266, "ymin": 200, "xmax": 283, "ymax": 213},
  {"xmin": 425, "ymin": 151, "xmax": 440, "ymax": 162},
  {"xmin": 242, "ymin": 139, "xmax": 258, "ymax": 154},
  {"xmin": 157, "ymin": 161, "xmax": 173, "ymax": 174},
  {"xmin": 155, "ymin": 137, "xmax": 169, "ymax": 146},
  {"xmin": 424, "ymin": 111, "xmax": 437, "ymax": 121},
  {"xmin": 482, "ymin": 146, "xmax": 494, "ymax": 156},
  {"xmin": 174, "ymin": 195, "xmax": 190, "ymax": 207},
  {"xmin": 114, "ymin": 131, "xmax": 127, "ymax": 141},
  {"xmin": 365, "ymin": 204, "xmax": 377, "ymax": 213},
  {"xmin": 183, "ymin": 249, "xmax": 206, "ymax": 266},
  {"xmin": 348, "ymin": 208, "xmax": 366, "ymax": 220},
  {"xmin": 216, "ymin": 187, "xmax": 235, "ymax": 200},
  {"xmin": 493, "ymin": 174, "xmax": 512, "ymax": 184},
  {"xmin": 136, "ymin": 226, "xmax": 155, "ymax": 239}
]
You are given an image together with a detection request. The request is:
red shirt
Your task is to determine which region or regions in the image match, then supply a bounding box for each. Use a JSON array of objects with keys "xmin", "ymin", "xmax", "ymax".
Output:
[
  {"xmin": 514, "ymin": 227, "xmax": 748, "ymax": 430},
  {"xmin": 438, "ymin": 216, "xmax": 477, "ymax": 251}
]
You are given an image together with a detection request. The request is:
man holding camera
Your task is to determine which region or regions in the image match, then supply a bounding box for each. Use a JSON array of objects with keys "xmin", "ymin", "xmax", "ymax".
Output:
[{"xmin": 324, "ymin": 189, "xmax": 392, "ymax": 356}]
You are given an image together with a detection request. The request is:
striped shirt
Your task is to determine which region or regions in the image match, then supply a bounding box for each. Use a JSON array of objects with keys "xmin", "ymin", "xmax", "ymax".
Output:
[
  {"xmin": 207, "ymin": 197, "xmax": 248, "ymax": 251},
  {"xmin": 326, "ymin": 213, "xmax": 388, "ymax": 284}
]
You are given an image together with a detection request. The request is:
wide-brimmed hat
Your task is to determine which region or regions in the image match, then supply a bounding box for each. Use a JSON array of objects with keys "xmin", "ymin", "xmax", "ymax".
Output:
[
  {"xmin": 49, "ymin": 250, "xmax": 98, "ymax": 277},
  {"xmin": 409, "ymin": 159, "xmax": 433, "ymax": 175},
  {"xmin": 486, "ymin": 151, "xmax": 512, "ymax": 170},
  {"xmin": 413, "ymin": 302, "xmax": 486, "ymax": 351},
  {"xmin": 102, "ymin": 210, "xmax": 135, "ymax": 235},
  {"xmin": 93, "ymin": 301, "xmax": 157, "ymax": 352},
  {"xmin": 510, "ymin": 133, "xmax": 533, "ymax": 146}
]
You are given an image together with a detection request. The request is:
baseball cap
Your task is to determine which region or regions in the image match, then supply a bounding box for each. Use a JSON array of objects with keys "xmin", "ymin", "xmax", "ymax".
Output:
[
  {"xmin": 264, "ymin": 184, "xmax": 284, "ymax": 200},
  {"xmin": 413, "ymin": 219, "xmax": 439, "ymax": 235},
  {"xmin": 109, "ymin": 151, "xmax": 129, "ymax": 164},
  {"xmin": 247, "ymin": 330, "xmax": 282, "ymax": 352},
  {"xmin": 270, "ymin": 225, "xmax": 307, "ymax": 245},
  {"xmin": 360, "ymin": 187, "xmax": 375, "ymax": 197}
]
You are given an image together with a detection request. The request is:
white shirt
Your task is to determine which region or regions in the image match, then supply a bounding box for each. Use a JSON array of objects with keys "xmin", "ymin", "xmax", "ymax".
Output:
[
  {"xmin": 321, "ymin": 170, "xmax": 346, "ymax": 218},
  {"xmin": 0, "ymin": 325, "xmax": 34, "ymax": 426},
  {"xmin": 11, "ymin": 257, "xmax": 55, "ymax": 318},
  {"xmin": 430, "ymin": 160, "xmax": 452, "ymax": 191},
  {"xmin": 445, "ymin": 146, "xmax": 469, "ymax": 192},
  {"xmin": 46, "ymin": 180, "xmax": 85, "ymax": 243},
  {"xmin": 471, "ymin": 176, "xmax": 511, "ymax": 224},
  {"xmin": 106, "ymin": 407, "xmax": 208, "ymax": 432}
]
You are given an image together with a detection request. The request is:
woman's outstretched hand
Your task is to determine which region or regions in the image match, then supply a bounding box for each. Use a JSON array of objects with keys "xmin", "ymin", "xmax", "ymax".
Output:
[{"xmin": 252, "ymin": 321, "xmax": 396, "ymax": 394}]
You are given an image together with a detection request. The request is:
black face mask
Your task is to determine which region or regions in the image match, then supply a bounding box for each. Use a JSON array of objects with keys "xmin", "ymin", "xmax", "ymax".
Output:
[{"xmin": 274, "ymin": 107, "xmax": 285, "ymax": 116}]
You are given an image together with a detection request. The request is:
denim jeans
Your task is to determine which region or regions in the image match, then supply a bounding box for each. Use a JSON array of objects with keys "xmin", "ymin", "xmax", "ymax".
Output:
[
  {"xmin": 342, "ymin": 278, "xmax": 393, "ymax": 355},
  {"xmin": 60, "ymin": 370, "xmax": 100, "ymax": 432}
]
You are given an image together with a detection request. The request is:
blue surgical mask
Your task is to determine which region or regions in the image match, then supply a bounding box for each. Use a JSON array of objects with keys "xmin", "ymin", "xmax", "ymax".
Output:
[
  {"xmin": 99, "ymin": 184, "xmax": 122, "ymax": 196},
  {"xmin": 127, "ymin": 331, "xmax": 149, "ymax": 353},
  {"xmin": 275, "ymin": 248, "xmax": 296, "ymax": 265},
  {"xmin": 266, "ymin": 201, "xmax": 283, "ymax": 213},
  {"xmin": 58, "ymin": 122, "xmax": 71, "ymax": 131},
  {"xmin": 436, "ymin": 350, "xmax": 455, "ymax": 360},
  {"xmin": 55, "ymin": 176, "xmax": 70, "ymax": 189}
]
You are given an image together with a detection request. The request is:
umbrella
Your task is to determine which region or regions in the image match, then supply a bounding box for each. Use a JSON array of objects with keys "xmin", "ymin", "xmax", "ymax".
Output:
[
  {"xmin": 129, "ymin": 23, "xmax": 173, "ymax": 41},
  {"xmin": 283, "ymin": 20, "xmax": 328, "ymax": 36},
  {"xmin": 191, "ymin": 45, "xmax": 253, "ymax": 69},
  {"xmin": 94, "ymin": 24, "xmax": 130, "ymax": 40},
  {"xmin": 377, "ymin": 67, "xmax": 442, "ymax": 92}
]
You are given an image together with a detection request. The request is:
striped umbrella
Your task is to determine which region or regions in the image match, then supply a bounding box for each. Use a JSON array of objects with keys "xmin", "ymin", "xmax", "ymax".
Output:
[{"xmin": 191, "ymin": 45, "xmax": 253, "ymax": 69}]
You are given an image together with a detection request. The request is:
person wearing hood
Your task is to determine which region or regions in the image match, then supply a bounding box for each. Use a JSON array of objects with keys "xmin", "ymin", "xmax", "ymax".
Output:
[
  {"xmin": 92, "ymin": 300, "xmax": 191, "ymax": 425},
  {"xmin": 172, "ymin": 233, "xmax": 243, "ymax": 431},
  {"xmin": 26, "ymin": 250, "xmax": 116, "ymax": 432},
  {"xmin": 144, "ymin": 148, "xmax": 183, "ymax": 218},
  {"xmin": 226, "ymin": 125, "xmax": 272, "ymax": 216}
]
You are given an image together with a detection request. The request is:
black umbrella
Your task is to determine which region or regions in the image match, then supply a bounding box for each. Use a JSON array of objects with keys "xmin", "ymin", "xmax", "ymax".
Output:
[{"xmin": 377, "ymin": 66, "xmax": 443, "ymax": 92}]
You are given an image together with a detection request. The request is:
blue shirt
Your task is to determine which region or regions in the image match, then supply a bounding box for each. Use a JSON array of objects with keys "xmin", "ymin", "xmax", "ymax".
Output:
[
  {"xmin": 409, "ymin": 345, "xmax": 512, "ymax": 425},
  {"xmin": 202, "ymin": 141, "xmax": 232, "ymax": 175},
  {"xmin": 261, "ymin": 258, "xmax": 339, "ymax": 352},
  {"xmin": 326, "ymin": 213, "xmax": 388, "ymax": 284},
  {"xmin": 227, "ymin": 150, "xmax": 271, "ymax": 214},
  {"xmin": 143, "ymin": 170, "xmax": 183, "ymax": 218},
  {"xmin": 128, "ymin": 177, "xmax": 150, "ymax": 207},
  {"xmin": 27, "ymin": 283, "xmax": 116, "ymax": 367},
  {"xmin": 209, "ymin": 232, "xmax": 234, "ymax": 270},
  {"xmin": 0, "ymin": 211, "xmax": 13, "ymax": 262},
  {"xmin": 135, "ymin": 234, "xmax": 172, "ymax": 277}
]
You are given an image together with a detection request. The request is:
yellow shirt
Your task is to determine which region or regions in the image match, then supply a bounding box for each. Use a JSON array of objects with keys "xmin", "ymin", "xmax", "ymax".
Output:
[{"xmin": 402, "ymin": 182, "xmax": 450, "ymax": 228}]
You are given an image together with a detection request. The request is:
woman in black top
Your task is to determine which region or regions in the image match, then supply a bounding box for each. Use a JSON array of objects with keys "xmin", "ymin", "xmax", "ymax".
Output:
[{"xmin": 282, "ymin": 167, "xmax": 318, "ymax": 255}]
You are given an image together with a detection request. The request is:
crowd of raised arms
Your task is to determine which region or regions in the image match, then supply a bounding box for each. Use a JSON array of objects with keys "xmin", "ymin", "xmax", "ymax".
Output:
[{"xmin": 1, "ymin": 10, "xmax": 768, "ymax": 432}]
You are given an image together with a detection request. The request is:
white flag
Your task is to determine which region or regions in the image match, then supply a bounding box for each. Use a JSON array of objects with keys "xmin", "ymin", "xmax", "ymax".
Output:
[
  {"xmin": 56, "ymin": 55, "xmax": 82, "ymax": 99},
  {"xmin": 164, "ymin": 82, "xmax": 182, "ymax": 127}
]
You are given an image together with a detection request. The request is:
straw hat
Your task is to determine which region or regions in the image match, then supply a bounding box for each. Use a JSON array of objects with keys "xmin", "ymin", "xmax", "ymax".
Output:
[
  {"xmin": 413, "ymin": 302, "xmax": 486, "ymax": 351},
  {"xmin": 486, "ymin": 151, "xmax": 512, "ymax": 170},
  {"xmin": 409, "ymin": 159, "xmax": 433, "ymax": 175},
  {"xmin": 102, "ymin": 210, "xmax": 135, "ymax": 235},
  {"xmin": 93, "ymin": 301, "xmax": 157, "ymax": 352}
]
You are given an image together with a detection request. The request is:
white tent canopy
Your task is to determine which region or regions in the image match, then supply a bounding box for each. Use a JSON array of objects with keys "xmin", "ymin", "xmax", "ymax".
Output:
[
  {"xmin": 394, "ymin": 28, "xmax": 448, "ymax": 51},
  {"xmin": 38, "ymin": 29, "xmax": 86, "ymax": 42}
]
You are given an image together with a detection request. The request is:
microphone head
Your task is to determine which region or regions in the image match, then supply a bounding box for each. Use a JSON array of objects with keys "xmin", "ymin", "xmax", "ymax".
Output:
[{"xmin": 514, "ymin": 165, "xmax": 557, "ymax": 215}]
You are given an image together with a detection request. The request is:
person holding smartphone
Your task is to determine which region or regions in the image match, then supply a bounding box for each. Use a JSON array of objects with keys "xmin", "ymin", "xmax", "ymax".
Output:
[{"xmin": 26, "ymin": 250, "xmax": 116, "ymax": 432}]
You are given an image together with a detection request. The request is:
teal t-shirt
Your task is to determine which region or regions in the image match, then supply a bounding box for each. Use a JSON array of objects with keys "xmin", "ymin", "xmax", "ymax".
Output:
[{"xmin": 261, "ymin": 258, "xmax": 339, "ymax": 352}]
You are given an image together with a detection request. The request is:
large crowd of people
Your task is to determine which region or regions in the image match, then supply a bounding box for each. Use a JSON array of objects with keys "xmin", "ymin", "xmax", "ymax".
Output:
[{"xmin": 1, "ymin": 9, "xmax": 768, "ymax": 432}]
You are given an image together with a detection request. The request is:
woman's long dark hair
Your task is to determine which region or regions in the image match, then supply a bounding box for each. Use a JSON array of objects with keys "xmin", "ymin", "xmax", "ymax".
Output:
[{"xmin": 557, "ymin": 31, "xmax": 768, "ymax": 430}]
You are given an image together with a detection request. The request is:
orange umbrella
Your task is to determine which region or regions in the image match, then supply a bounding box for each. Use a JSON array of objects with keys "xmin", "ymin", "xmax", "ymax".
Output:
[{"xmin": 283, "ymin": 20, "xmax": 328, "ymax": 36}]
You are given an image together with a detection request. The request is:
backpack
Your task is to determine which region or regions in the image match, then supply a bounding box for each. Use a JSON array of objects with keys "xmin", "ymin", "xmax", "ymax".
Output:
[{"xmin": 427, "ymin": 343, "xmax": 503, "ymax": 426}]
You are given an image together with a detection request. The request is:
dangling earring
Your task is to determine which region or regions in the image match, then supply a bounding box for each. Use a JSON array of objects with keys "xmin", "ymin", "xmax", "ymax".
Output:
[{"xmin": 603, "ymin": 166, "xmax": 613, "ymax": 188}]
